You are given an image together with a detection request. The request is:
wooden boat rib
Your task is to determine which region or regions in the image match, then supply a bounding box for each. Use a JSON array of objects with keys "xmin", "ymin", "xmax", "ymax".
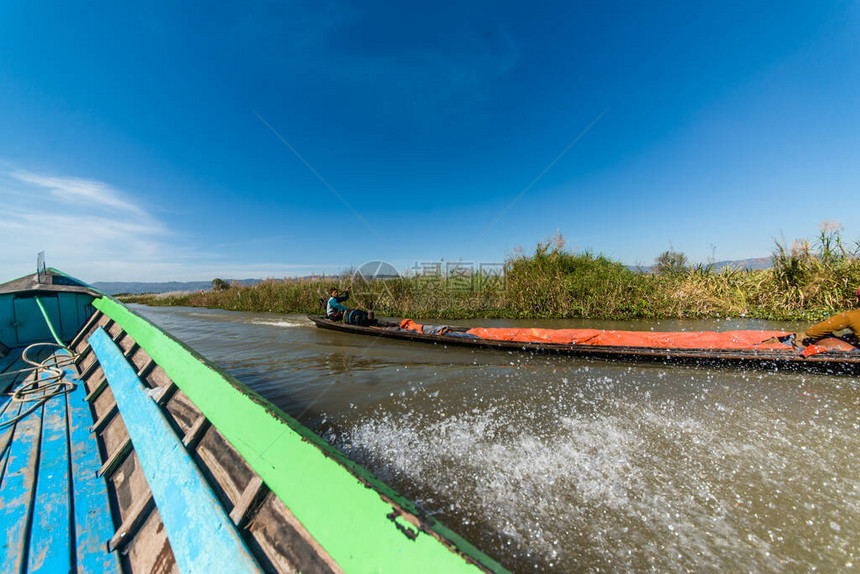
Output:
[
  {"xmin": 307, "ymin": 316, "xmax": 860, "ymax": 375},
  {"xmin": 0, "ymin": 269, "xmax": 506, "ymax": 573}
]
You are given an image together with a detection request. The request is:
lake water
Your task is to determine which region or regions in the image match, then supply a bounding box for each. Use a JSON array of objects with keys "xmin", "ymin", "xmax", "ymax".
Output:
[{"xmin": 130, "ymin": 305, "xmax": 859, "ymax": 572}]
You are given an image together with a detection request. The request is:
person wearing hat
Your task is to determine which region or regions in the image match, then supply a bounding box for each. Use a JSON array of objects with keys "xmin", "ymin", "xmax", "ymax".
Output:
[{"xmin": 794, "ymin": 287, "xmax": 860, "ymax": 348}]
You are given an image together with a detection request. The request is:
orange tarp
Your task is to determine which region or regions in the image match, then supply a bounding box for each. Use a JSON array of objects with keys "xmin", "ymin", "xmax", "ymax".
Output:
[
  {"xmin": 464, "ymin": 327, "xmax": 794, "ymax": 350},
  {"xmin": 400, "ymin": 319, "xmax": 424, "ymax": 332},
  {"xmin": 801, "ymin": 337, "xmax": 858, "ymax": 355}
]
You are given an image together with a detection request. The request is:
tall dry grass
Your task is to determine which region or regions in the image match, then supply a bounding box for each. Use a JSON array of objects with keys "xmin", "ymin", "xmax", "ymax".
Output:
[{"xmin": 122, "ymin": 226, "xmax": 860, "ymax": 321}]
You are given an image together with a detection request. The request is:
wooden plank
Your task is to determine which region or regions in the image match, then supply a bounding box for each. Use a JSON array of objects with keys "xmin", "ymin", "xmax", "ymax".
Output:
[
  {"xmin": 0, "ymin": 403, "xmax": 23, "ymax": 484},
  {"xmin": 154, "ymin": 380, "xmax": 177, "ymax": 407},
  {"xmin": 98, "ymin": 436, "xmax": 132, "ymax": 479},
  {"xmin": 0, "ymin": 352, "xmax": 28, "ymax": 471},
  {"xmin": 122, "ymin": 342, "xmax": 139, "ymax": 358},
  {"xmin": 0, "ymin": 353, "xmax": 26, "ymax": 405},
  {"xmin": 182, "ymin": 415, "xmax": 210, "ymax": 449},
  {"xmin": 0, "ymin": 353, "xmax": 33, "ymax": 395},
  {"xmin": 79, "ymin": 358, "xmax": 101, "ymax": 383},
  {"xmin": 90, "ymin": 402, "xmax": 118, "ymax": 434},
  {"xmin": 0, "ymin": 401, "xmax": 43, "ymax": 574},
  {"xmin": 108, "ymin": 491, "xmax": 154, "ymax": 552},
  {"xmin": 62, "ymin": 349, "xmax": 121, "ymax": 573},
  {"xmin": 137, "ymin": 358, "xmax": 155, "ymax": 378},
  {"xmin": 88, "ymin": 327, "xmax": 261, "ymax": 573},
  {"xmin": 69, "ymin": 309, "xmax": 102, "ymax": 350},
  {"xmin": 84, "ymin": 376, "xmax": 107, "ymax": 403},
  {"xmin": 73, "ymin": 344, "xmax": 92, "ymax": 367},
  {"xmin": 0, "ymin": 395, "xmax": 11, "ymax": 420},
  {"xmin": 247, "ymin": 491, "xmax": 342, "ymax": 573},
  {"xmin": 26, "ymin": 369, "xmax": 72, "ymax": 573},
  {"xmin": 229, "ymin": 475, "xmax": 267, "ymax": 528},
  {"xmin": 118, "ymin": 503, "xmax": 176, "ymax": 573}
]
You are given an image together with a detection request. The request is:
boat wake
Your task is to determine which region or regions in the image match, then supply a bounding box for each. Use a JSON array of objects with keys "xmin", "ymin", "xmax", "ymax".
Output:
[
  {"xmin": 250, "ymin": 318, "xmax": 311, "ymax": 328},
  {"xmin": 330, "ymin": 370, "xmax": 858, "ymax": 572}
]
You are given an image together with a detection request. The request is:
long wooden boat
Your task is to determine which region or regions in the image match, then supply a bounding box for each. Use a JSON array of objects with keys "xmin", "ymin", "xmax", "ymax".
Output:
[
  {"xmin": 307, "ymin": 315, "xmax": 860, "ymax": 375},
  {"xmin": 0, "ymin": 268, "xmax": 506, "ymax": 573}
]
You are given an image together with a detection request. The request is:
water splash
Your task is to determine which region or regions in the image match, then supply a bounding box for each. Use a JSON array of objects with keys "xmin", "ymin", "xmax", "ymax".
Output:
[
  {"xmin": 249, "ymin": 318, "xmax": 311, "ymax": 328},
  {"xmin": 332, "ymin": 368, "xmax": 859, "ymax": 572}
]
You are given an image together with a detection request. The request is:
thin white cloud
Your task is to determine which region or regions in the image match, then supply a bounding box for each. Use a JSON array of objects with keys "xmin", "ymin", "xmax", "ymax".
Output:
[
  {"xmin": 10, "ymin": 170, "xmax": 149, "ymax": 218},
  {"xmin": 0, "ymin": 168, "xmax": 176, "ymax": 280},
  {"xmin": 0, "ymin": 167, "xmax": 344, "ymax": 282}
]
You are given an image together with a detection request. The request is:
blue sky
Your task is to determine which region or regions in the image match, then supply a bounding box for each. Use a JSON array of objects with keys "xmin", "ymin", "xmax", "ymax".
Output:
[{"xmin": 1, "ymin": 1, "xmax": 858, "ymax": 281}]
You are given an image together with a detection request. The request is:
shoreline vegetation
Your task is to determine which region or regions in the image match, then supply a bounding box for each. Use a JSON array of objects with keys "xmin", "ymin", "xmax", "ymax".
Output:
[{"xmin": 120, "ymin": 225, "xmax": 860, "ymax": 322}]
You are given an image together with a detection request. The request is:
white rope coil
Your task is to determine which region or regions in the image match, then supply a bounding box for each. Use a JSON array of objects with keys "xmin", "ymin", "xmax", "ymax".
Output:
[{"xmin": 0, "ymin": 343, "xmax": 78, "ymax": 429}]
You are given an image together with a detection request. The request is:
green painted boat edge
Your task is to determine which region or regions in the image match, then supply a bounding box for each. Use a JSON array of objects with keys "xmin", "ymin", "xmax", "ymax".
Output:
[{"xmin": 92, "ymin": 296, "xmax": 506, "ymax": 573}]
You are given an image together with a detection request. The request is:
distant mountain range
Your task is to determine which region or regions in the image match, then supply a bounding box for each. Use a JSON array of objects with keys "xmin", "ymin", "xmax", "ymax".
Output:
[
  {"xmin": 95, "ymin": 258, "xmax": 775, "ymax": 295},
  {"xmin": 629, "ymin": 257, "xmax": 773, "ymax": 273},
  {"xmin": 92, "ymin": 279, "xmax": 260, "ymax": 295},
  {"xmin": 710, "ymin": 257, "xmax": 773, "ymax": 271}
]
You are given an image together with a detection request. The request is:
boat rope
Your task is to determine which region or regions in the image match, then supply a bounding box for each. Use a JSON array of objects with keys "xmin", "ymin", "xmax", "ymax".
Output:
[
  {"xmin": 0, "ymin": 343, "xmax": 78, "ymax": 429},
  {"xmin": 0, "ymin": 297, "xmax": 79, "ymax": 428}
]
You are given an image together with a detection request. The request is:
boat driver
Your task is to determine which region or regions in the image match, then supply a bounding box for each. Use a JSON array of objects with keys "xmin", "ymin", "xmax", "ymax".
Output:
[
  {"xmin": 794, "ymin": 287, "xmax": 860, "ymax": 348},
  {"xmin": 326, "ymin": 286, "xmax": 351, "ymax": 321}
]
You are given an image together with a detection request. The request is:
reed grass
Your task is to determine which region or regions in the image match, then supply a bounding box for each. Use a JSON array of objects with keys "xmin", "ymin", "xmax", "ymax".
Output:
[{"xmin": 121, "ymin": 226, "xmax": 860, "ymax": 321}]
